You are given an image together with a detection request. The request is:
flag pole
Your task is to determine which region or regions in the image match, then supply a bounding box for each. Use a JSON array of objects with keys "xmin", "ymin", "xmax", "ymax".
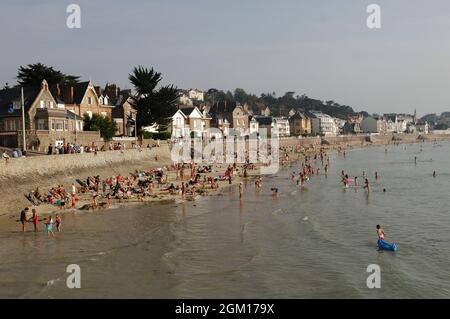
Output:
[{"xmin": 21, "ymin": 87, "xmax": 26, "ymax": 151}]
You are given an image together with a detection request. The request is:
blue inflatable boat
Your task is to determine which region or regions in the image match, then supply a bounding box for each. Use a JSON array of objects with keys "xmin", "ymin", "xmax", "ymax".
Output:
[{"xmin": 377, "ymin": 239, "xmax": 397, "ymax": 252}]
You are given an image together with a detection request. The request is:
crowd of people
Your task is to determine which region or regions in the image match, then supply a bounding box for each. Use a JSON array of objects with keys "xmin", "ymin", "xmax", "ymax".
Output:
[{"xmin": 46, "ymin": 141, "xmax": 161, "ymax": 155}]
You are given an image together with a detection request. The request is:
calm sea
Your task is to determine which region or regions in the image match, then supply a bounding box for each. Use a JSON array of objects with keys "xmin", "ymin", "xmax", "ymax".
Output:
[{"xmin": 1, "ymin": 141, "xmax": 449, "ymax": 298}]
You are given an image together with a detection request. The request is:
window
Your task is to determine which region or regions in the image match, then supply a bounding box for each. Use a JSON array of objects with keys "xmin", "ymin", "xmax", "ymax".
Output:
[
  {"xmin": 64, "ymin": 120, "xmax": 68, "ymax": 131},
  {"xmin": 86, "ymin": 111, "xmax": 93, "ymax": 119},
  {"xmin": 104, "ymin": 97, "xmax": 108, "ymax": 105},
  {"xmin": 52, "ymin": 120, "xmax": 64, "ymax": 131},
  {"xmin": 49, "ymin": 101, "xmax": 54, "ymax": 108},
  {"xmin": 99, "ymin": 97, "xmax": 103, "ymax": 105},
  {"xmin": 13, "ymin": 100, "xmax": 21, "ymax": 110},
  {"xmin": 37, "ymin": 119, "xmax": 46, "ymax": 130},
  {"xmin": 101, "ymin": 112, "xmax": 107, "ymax": 118},
  {"xmin": 40, "ymin": 100, "xmax": 45, "ymax": 108},
  {"xmin": 88, "ymin": 97, "xmax": 93, "ymax": 105}
]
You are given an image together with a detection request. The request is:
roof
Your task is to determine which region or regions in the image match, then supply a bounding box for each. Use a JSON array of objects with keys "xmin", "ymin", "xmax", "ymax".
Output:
[
  {"xmin": 178, "ymin": 107, "xmax": 195, "ymax": 115},
  {"xmin": 52, "ymin": 81, "xmax": 90, "ymax": 104},
  {"xmin": 0, "ymin": 85, "xmax": 41, "ymax": 117},
  {"xmin": 252, "ymin": 115, "xmax": 272, "ymax": 126},
  {"xmin": 290, "ymin": 111, "xmax": 308, "ymax": 120}
]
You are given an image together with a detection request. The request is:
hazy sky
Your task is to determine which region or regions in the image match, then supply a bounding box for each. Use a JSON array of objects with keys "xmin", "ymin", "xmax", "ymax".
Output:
[{"xmin": 1, "ymin": 0, "xmax": 450, "ymax": 116}]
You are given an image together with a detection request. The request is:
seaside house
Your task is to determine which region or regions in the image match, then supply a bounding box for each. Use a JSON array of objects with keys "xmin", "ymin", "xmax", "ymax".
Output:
[
  {"xmin": 307, "ymin": 111, "xmax": 337, "ymax": 137},
  {"xmin": 0, "ymin": 80, "xmax": 97, "ymax": 151},
  {"xmin": 111, "ymin": 90, "xmax": 137, "ymax": 137},
  {"xmin": 360, "ymin": 116, "xmax": 387, "ymax": 134},
  {"xmin": 252, "ymin": 115, "xmax": 273, "ymax": 136},
  {"xmin": 288, "ymin": 111, "xmax": 311, "ymax": 136},
  {"xmin": 258, "ymin": 104, "xmax": 271, "ymax": 116},
  {"xmin": 170, "ymin": 106, "xmax": 211, "ymax": 138},
  {"xmin": 272, "ymin": 117, "xmax": 291, "ymax": 137},
  {"xmin": 53, "ymin": 81, "xmax": 114, "ymax": 119},
  {"xmin": 188, "ymin": 89, "xmax": 204, "ymax": 102},
  {"xmin": 178, "ymin": 91, "xmax": 193, "ymax": 106},
  {"xmin": 209, "ymin": 101, "xmax": 250, "ymax": 136},
  {"xmin": 342, "ymin": 122, "xmax": 361, "ymax": 135},
  {"xmin": 249, "ymin": 117, "xmax": 259, "ymax": 135}
]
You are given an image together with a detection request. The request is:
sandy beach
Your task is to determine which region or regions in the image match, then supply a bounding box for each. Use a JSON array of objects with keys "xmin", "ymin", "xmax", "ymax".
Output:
[{"xmin": 1, "ymin": 133, "xmax": 449, "ymax": 233}]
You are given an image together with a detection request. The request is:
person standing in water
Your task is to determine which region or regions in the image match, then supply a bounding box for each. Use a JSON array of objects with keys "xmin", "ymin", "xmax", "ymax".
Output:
[
  {"xmin": 45, "ymin": 216, "xmax": 56, "ymax": 238},
  {"xmin": 414, "ymin": 156, "xmax": 417, "ymax": 165},
  {"xmin": 55, "ymin": 214, "xmax": 62, "ymax": 232},
  {"xmin": 239, "ymin": 182, "xmax": 243, "ymax": 199},
  {"xmin": 433, "ymin": 171, "xmax": 436, "ymax": 178},
  {"xmin": 376, "ymin": 225, "xmax": 385, "ymax": 240},
  {"xmin": 20, "ymin": 207, "xmax": 29, "ymax": 233},
  {"xmin": 31, "ymin": 209, "xmax": 39, "ymax": 232},
  {"xmin": 364, "ymin": 178, "xmax": 371, "ymax": 193},
  {"xmin": 375, "ymin": 172, "xmax": 379, "ymax": 180}
]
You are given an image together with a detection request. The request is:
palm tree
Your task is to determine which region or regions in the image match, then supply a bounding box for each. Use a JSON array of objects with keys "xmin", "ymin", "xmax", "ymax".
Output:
[{"xmin": 128, "ymin": 66, "xmax": 179, "ymax": 136}]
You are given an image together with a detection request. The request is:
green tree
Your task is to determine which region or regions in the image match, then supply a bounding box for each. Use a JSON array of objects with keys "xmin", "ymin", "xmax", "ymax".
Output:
[
  {"xmin": 128, "ymin": 66, "xmax": 179, "ymax": 134},
  {"xmin": 83, "ymin": 113, "xmax": 118, "ymax": 141},
  {"xmin": 17, "ymin": 63, "xmax": 80, "ymax": 87}
]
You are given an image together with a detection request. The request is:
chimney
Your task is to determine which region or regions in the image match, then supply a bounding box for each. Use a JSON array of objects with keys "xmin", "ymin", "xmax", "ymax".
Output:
[
  {"xmin": 70, "ymin": 86, "xmax": 74, "ymax": 103},
  {"xmin": 56, "ymin": 83, "xmax": 61, "ymax": 98}
]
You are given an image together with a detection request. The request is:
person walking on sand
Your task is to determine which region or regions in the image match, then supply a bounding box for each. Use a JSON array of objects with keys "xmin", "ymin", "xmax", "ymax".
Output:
[
  {"xmin": 20, "ymin": 207, "xmax": 29, "ymax": 232},
  {"xmin": 31, "ymin": 209, "xmax": 39, "ymax": 232},
  {"xmin": 2, "ymin": 151, "xmax": 10, "ymax": 164}
]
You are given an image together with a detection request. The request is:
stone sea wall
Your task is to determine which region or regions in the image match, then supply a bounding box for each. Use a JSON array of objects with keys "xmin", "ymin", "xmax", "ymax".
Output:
[{"xmin": 0, "ymin": 145, "xmax": 172, "ymax": 182}]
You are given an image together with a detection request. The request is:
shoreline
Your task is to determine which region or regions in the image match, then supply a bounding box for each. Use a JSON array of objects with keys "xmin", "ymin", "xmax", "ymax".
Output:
[{"xmin": 1, "ymin": 133, "xmax": 449, "ymax": 231}]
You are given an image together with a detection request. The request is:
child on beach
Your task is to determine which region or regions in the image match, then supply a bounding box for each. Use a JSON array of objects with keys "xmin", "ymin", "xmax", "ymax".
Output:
[{"xmin": 45, "ymin": 217, "xmax": 56, "ymax": 237}]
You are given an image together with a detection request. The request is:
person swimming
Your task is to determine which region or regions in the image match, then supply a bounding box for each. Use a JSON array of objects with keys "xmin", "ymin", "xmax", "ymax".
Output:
[{"xmin": 376, "ymin": 224, "xmax": 385, "ymax": 240}]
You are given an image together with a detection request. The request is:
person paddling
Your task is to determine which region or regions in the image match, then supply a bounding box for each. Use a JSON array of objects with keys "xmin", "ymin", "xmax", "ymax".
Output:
[{"xmin": 376, "ymin": 224, "xmax": 385, "ymax": 240}]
